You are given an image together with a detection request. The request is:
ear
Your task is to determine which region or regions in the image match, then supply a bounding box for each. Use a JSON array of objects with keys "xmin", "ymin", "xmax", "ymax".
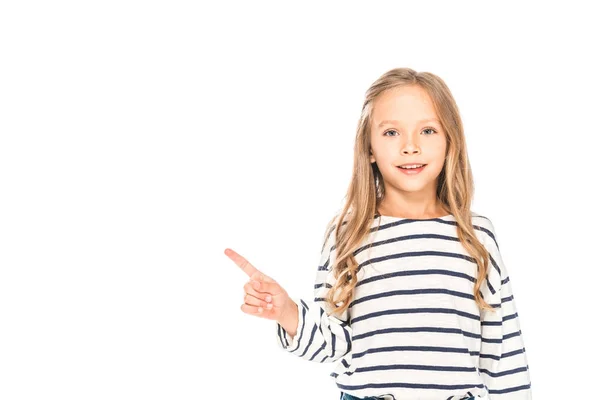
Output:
[{"xmin": 369, "ymin": 150, "xmax": 375, "ymax": 164}]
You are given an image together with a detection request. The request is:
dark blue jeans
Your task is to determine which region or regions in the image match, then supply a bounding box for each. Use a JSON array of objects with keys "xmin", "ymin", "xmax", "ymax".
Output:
[
  {"xmin": 339, "ymin": 393, "xmax": 380, "ymax": 400},
  {"xmin": 340, "ymin": 393, "xmax": 475, "ymax": 400}
]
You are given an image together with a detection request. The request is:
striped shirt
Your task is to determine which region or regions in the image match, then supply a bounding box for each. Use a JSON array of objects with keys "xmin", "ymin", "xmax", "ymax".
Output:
[{"xmin": 276, "ymin": 212, "xmax": 532, "ymax": 400}]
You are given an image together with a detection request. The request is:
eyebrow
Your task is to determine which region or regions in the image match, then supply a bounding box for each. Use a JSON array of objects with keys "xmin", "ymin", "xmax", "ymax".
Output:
[{"xmin": 377, "ymin": 118, "xmax": 441, "ymax": 128}]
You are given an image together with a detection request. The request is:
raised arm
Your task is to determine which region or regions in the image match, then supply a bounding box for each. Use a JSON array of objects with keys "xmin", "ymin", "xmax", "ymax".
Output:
[{"xmin": 276, "ymin": 218, "xmax": 353, "ymax": 363}]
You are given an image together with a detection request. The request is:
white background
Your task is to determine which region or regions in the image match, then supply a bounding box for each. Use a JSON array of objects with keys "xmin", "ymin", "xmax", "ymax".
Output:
[{"xmin": 1, "ymin": 1, "xmax": 598, "ymax": 399}]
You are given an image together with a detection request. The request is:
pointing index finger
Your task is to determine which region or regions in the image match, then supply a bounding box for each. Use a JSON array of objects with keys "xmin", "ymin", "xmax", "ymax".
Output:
[{"xmin": 224, "ymin": 248, "xmax": 258, "ymax": 278}]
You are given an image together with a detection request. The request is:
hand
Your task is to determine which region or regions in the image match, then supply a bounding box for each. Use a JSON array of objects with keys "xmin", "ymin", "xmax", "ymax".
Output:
[{"xmin": 224, "ymin": 248, "xmax": 294, "ymax": 321}]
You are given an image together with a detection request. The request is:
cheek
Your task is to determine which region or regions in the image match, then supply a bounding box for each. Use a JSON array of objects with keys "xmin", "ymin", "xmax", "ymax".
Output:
[
  {"xmin": 373, "ymin": 148, "xmax": 394, "ymax": 163},
  {"xmin": 430, "ymin": 140, "xmax": 447, "ymax": 161}
]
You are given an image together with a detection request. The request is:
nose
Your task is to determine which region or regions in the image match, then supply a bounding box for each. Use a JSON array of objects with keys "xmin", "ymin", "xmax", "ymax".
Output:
[
  {"xmin": 401, "ymin": 142, "xmax": 421, "ymax": 155},
  {"xmin": 401, "ymin": 133, "xmax": 421, "ymax": 154}
]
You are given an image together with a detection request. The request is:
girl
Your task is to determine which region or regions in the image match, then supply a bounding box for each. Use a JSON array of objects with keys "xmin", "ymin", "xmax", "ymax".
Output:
[{"xmin": 224, "ymin": 68, "xmax": 532, "ymax": 400}]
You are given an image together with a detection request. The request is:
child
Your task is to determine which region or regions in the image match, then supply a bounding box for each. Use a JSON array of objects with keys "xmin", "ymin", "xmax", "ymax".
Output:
[{"xmin": 225, "ymin": 67, "xmax": 532, "ymax": 400}]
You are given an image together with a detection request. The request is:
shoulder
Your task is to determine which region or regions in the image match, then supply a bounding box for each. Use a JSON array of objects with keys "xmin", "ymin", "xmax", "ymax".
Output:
[
  {"xmin": 470, "ymin": 211, "xmax": 500, "ymax": 251},
  {"xmin": 323, "ymin": 209, "xmax": 353, "ymax": 236},
  {"xmin": 471, "ymin": 211, "xmax": 495, "ymax": 232},
  {"xmin": 320, "ymin": 210, "xmax": 346, "ymax": 252},
  {"xmin": 470, "ymin": 212, "xmax": 507, "ymax": 293}
]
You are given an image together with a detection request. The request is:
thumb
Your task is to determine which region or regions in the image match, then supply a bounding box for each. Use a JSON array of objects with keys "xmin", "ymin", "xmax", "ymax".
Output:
[
  {"xmin": 251, "ymin": 271, "xmax": 274, "ymax": 283},
  {"xmin": 251, "ymin": 279, "xmax": 281, "ymax": 294}
]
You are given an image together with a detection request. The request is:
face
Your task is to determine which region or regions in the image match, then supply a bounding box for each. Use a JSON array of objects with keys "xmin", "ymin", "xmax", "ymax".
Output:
[{"xmin": 369, "ymin": 85, "xmax": 447, "ymax": 200}]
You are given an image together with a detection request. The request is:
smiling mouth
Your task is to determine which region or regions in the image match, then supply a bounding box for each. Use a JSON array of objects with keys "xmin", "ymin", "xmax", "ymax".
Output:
[
  {"xmin": 397, "ymin": 164, "xmax": 427, "ymax": 169},
  {"xmin": 397, "ymin": 164, "xmax": 427, "ymax": 174}
]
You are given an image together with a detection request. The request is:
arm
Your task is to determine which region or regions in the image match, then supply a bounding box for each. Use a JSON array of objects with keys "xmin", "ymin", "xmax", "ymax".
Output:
[
  {"xmin": 479, "ymin": 218, "xmax": 533, "ymax": 399},
  {"xmin": 275, "ymin": 218, "xmax": 352, "ymax": 363}
]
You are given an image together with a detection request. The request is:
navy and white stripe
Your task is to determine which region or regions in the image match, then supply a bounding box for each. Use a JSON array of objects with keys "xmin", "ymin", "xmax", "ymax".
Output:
[{"xmin": 276, "ymin": 212, "xmax": 532, "ymax": 400}]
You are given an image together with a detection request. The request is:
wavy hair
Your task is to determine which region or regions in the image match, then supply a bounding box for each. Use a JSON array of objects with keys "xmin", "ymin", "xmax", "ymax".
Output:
[{"xmin": 324, "ymin": 67, "xmax": 495, "ymax": 317}]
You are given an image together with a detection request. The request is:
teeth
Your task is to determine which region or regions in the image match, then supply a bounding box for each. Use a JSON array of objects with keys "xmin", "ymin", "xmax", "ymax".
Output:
[{"xmin": 399, "ymin": 164, "xmax": 424, "ymax": 169}]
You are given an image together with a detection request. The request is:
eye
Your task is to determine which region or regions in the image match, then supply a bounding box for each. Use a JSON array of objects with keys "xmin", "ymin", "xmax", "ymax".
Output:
[{"xmin": 383, "ymin": 127, "xmax": 438, "ymax": 136}]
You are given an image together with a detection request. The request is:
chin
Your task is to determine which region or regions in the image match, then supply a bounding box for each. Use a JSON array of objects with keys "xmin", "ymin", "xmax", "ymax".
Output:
[
  {"xmin": 399, "ymin": 184, "xmax": 433, "ymax": 193},
  {"xmin": 397, "ymin": 176, "xmax": 438, "ymax": 191}
]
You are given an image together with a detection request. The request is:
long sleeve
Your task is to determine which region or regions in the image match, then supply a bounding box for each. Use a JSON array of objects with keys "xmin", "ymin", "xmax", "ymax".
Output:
[
  {"xmin": 479, "ymin": 218, "xmax": 532, "ymax": 399},
  {"xmin": 275, "ymin": 218, "xmax": 352, "ymax": 363}
]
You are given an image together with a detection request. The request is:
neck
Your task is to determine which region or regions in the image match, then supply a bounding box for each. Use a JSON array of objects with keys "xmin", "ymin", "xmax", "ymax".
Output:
[{"xmin": 377, "ymin": 199, "xmax": 449, "ymax": 219}]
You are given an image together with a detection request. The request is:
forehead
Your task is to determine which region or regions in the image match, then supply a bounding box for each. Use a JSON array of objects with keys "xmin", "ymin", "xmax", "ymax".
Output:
[{"xmin": 371, "ymin": 85, "xmax": 438, "ymax": 125}]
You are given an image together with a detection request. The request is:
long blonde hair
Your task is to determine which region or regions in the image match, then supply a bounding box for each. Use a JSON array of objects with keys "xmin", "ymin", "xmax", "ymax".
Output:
[{"xmin": 324, "ymin": 67, "xmax": 495, "ymax": 317}]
